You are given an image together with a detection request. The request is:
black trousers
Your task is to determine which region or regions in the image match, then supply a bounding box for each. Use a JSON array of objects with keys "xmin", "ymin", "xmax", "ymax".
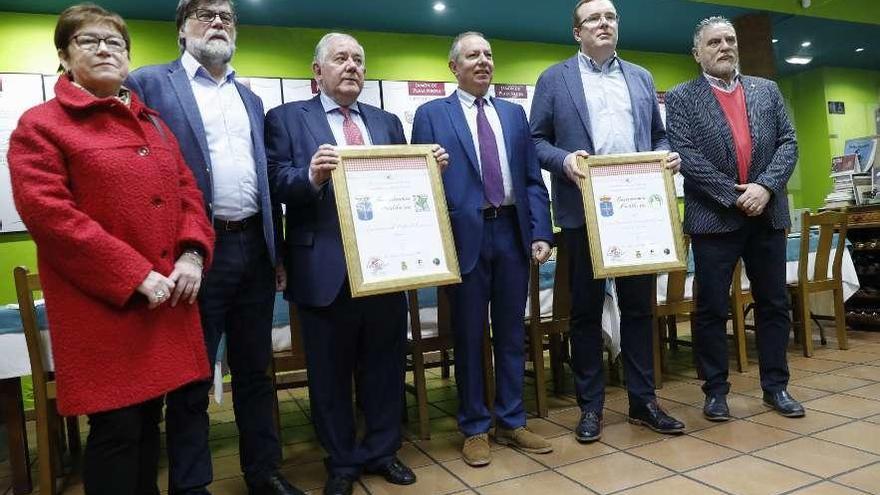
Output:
[
  {"xmin": 166, "ymin": 225, "xmax": 279, "ymax": 493},
  {"xmin": 297, "ymin": 286, "xmax": 407, "ymax": 478},
  {"xmin": 564, "ymin": 227, "xmax": 657, "ymax": 413},
  {"xmin": 692, "ymin": 220, "xmax": 791, "ymax": 397},
  {"xmin": 83, "ymin": 397, "xmax": 163, "ymax": 495}
]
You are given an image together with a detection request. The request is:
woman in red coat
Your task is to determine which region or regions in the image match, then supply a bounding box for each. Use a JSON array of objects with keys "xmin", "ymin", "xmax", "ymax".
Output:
[{"xmin": 7, "ymin": 4, "xmax": 214, "ymax": 494}]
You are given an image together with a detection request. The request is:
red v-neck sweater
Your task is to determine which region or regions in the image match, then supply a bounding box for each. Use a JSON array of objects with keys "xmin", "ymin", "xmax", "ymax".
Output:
[{"xmin": 712, "ymin": 84, "xmax": 752, "ymax": 183}]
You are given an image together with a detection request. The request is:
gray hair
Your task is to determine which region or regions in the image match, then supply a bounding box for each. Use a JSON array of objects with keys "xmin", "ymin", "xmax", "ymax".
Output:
[
  {"xmin": 448, "ymin": 31, "xmax": 487, "ymax": 62},
  {"xmin": 175, "ymin": 0, "xmax": 235, "ymax": 52},
  {"xmin": 313, "ymin": 32, "xmax": 364, "ymax": 64},
  {"xmin": 693, "ymin": 16, "xmax": 736, "ymax": 49}
]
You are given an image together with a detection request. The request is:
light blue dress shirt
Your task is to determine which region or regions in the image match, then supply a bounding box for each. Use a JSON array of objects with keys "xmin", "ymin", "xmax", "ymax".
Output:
[
  {"xmin": 181, "ymin": 51, "xmax": 258, "ymax": 221},
  {"xmin": 319, "ymin": 92, "xmax": 373, "ymax": 146},
  {"xmin": 456, "ymin": 89, "xmax": 514, "ymax": 206},
  {"xmin": 578, "ymin": 51, "xmax": 636, "ymax": 155}
]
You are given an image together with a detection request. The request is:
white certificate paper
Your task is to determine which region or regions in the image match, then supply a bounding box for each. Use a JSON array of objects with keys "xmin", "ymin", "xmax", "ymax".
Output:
[
  {"xmin": 344, "ymin": 156, "xmax": 450, "ymax": 284},
  {"xmin": 591, "ymin": 163, "xmax": 678, "ymax": 268}
]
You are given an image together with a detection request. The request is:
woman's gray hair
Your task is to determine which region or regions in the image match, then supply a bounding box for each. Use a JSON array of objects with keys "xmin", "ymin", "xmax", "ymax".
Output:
[
  {"xmin": 313, "ymin": 32, "xmax": 364, "ymax": 64},
  {"xmin": 449, "ymin": 31, "xmax": 486, "ymax": 62},
  {"xmin": 693, "ymin": 16, "xmax": 736, "ymax": 48}
]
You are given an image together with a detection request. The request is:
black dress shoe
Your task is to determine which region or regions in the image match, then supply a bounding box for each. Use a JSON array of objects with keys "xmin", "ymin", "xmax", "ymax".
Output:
[
  {"xmin": 629, "ymin": 401, "xmax": 685, "ymax": 434},
  {"xmin": 575, "ymin": 410, "xmax": 602, "ymax": 443},
  {"xmin": 763, "ymin": 390, "xmax": 805, "ymax": 418},
  {"xmin": 365, "ymin": 457, "xmax": 416, "ymax": 485},
  {"xmin": 703, "ymin": 395, "xmax": 731, "ymax": 422},
  {"xmin": 323, "ymin": 475, "xmax": 354, "ymax": 495},
  {"xmin": 248, "ymin": 472, "xmax": 305, "ymax": 495}
]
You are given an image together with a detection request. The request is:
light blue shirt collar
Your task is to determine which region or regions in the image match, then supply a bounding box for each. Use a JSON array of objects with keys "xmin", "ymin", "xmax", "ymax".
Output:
[
  {"xmin": 578, "ymin": 50, "xmax": 619, "ymax": 73},
  {"xmin": 181, "ymin": 50, "xmax": 236, "ymax": 84},
  {"xmin": 703, "ymin": 71, "xmax": 741, "ymax": 93},
  {"xmin": 457, "ymin": 88, "xmax": 493, "ymax": 109},
  {"xmin": 319, "ymin": 92, "xmax": 362, "ymax": 116}
]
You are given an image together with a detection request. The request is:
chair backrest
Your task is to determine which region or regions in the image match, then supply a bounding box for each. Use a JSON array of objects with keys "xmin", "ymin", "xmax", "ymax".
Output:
[
  {"xmin": 528, "ymin": 231, "xmax": 570, "ymax": 334},
  {"xmin": 664, "ymin": 235, "xmax": 691, "ymax": 304},
  {"xmin": 13, "ymin": 266, "xmax": 55, "ymax": 399},
  {"xmin": 408, "ymin": 287, "xmax": 454, "ymax": 352},
  {"xmin": 799, "ymin": 209, "xmax": 849, "ymax": 284}
]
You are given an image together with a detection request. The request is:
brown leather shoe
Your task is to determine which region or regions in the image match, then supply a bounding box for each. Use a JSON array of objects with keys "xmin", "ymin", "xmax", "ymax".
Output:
[
  {"xmin": 462, "ymin": 433, "xmax": 491, "ymax": 466},
  {"xmin": 494, "ymin": 426, "xmax": 553, "ymax": 454}
]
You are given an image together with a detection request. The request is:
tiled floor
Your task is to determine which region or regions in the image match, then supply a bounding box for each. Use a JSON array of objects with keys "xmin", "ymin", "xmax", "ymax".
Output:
[{"xmin": 4, "ymin": 327, "xmax": 880, "ymax": 495}]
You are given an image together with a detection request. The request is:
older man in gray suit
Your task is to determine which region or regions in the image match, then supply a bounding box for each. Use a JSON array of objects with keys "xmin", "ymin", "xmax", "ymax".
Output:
[{"xmin": 666, "ymin": 16, "xmax": 803, "ymax": 422}]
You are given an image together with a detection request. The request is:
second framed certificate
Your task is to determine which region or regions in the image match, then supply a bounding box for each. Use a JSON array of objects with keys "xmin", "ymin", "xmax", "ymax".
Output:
[
  {"xmin": 332, "ymin": 145, "xmax": 461, "ymax": 297},
  {"xmin": 578, "ymin": 151, "xmax": 686, "ymax": 278}
]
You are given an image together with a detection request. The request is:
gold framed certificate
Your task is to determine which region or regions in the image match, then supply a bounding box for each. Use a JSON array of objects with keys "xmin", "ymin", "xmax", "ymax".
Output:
[
  {"xmin": 578, "ymin": 151, "xmax": 686, "ymax": 278},
  {"xmin": 332, "ymin": 145, "xmax": 461, "ymax": 297}
]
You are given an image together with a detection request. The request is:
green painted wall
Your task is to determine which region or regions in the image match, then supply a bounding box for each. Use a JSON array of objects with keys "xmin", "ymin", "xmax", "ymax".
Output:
[
  {"xmin": 0, "ymin": 11, "xmax": 698, "ymax": 303},
  {"xmin": 781, "ymin": 67, "xmax": 880, "ymax": 210}
]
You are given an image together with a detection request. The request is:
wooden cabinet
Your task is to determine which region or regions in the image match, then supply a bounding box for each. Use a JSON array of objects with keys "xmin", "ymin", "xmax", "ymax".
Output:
[{"xmin": 840, "ymin": 205, "xmax": 880, "ymax": 329}]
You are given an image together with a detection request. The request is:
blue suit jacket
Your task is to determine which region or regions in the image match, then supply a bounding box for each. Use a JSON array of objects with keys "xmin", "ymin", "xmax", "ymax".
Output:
[
  {"xmin": 411, "ymin": 92, "xmax": 552, "ymax": 275},
  {"xmin": 666, "ymin": 75, "xmax": 797, "ymax": 234},
  {"xmin": 126, "ymin": 59, "xmax": 281, "ymax": 265},
  {"xmin": 265, "ymin": 95, "xmax": 407, "ymax": 307},
  {"xmin": 530, "ymin": 54, "xmax": 669, "ymax": 228}
]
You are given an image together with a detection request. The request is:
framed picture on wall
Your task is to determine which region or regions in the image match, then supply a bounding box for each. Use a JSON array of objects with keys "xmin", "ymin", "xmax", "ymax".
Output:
[
  {"xmin": 331, "ymin": 145, "xmax": 461, "ymax": 297},
  {"xmin": 578, "ymin": 151, "xmax": 687, "ymax": 278}
]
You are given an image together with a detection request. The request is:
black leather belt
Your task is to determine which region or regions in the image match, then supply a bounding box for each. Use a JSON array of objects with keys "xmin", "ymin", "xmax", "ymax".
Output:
[
  {"xmin": 482, "ymin": 205, "xmax": 516, "ymax": 220},
  {"xmin": 213, "ymin": 214, "xmax": 258, "ymax": 232}
]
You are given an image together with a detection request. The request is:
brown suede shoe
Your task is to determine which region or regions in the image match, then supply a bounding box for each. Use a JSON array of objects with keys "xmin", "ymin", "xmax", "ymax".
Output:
[
  {"xmin": 462, "ymin": 433, "xmax": 491, "ymax": 467},
  {"xmin": 494, "ymin": 426, "xmax": 553, "ymax": 454}
]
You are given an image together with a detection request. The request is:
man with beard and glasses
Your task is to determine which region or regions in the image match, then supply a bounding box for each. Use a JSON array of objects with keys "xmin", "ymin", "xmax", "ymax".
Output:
[
  {"xmin": 530, "ymin": 0, "xmax": 685, "ymax": 443},
  {"xmin": 126, "ymin": 1, "xmax": 299, "ymax": 494},
  {"xmin": 666, "ymin": 17, "xmax": 802, "ymax": 422}
]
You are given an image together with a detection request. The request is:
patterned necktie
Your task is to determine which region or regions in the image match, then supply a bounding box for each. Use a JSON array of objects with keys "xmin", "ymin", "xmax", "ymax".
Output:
[
  {"xmin": 338, "ymin": 106, "xmax": 365, "ymax": 145},
  {"xmin": 475, "ymin": 97, "xmax": 504, "ymax": 207}
]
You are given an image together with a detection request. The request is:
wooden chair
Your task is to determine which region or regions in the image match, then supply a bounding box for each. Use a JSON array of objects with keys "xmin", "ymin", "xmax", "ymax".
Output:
[
  {"xmin": 789, "ymin": 210, "xmax": 849, "ymax": 357},
  {"xmin": 728, "ymin": 260, "xmax": 752, "ymax": 373},
  {"xmin": 269, "ymin": 300, "xmax": 309, "ymax": 436},
  {"xmin": 13, "ymin": 266, "xmax": 81, "ymax": 494},
  {"xmin": 525, "ymin": 232, "xmax": 571, "ymax": 418},
  {"xmin": 406, "ymin": 287, "xmax": 493, "ymax": 439},
  {"xmin": 651, "ymin": 236, "xmax": 694, "ymax": 387}
]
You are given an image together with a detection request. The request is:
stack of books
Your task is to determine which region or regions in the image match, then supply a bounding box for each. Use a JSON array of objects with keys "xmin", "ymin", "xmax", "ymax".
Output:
[{"xmin": 825, "ymin": 154, "xmax": 861, "ymax": 207}]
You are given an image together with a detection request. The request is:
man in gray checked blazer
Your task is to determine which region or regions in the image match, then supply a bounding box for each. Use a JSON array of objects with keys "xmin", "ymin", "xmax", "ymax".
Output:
[{"xmin": 666, "ymin": 16, "xmax": 804, "ymax": 422}]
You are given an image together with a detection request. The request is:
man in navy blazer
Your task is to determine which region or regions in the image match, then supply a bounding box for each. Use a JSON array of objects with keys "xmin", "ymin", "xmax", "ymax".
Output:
[
  {"xmin": 530, "ymin": 0, "xmax": 685, "ymax": 442},
  {"xmin": 265, "ymin": 33, "xmax": 448, "ymax": 495},
  {"xmin": 126, "ymin": 1, "xmax": 298, "ymax": 494},
  {"xmin": 666, "ymin": 17, "xmax": 803, "ymax": 421},
  {"xmin": 412, "ymin": 32, "xmax": 554, "ymax": 467}
]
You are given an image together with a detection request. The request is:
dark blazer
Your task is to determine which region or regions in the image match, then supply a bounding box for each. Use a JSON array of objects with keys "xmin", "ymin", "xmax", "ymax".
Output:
[
  {"xmin": 265, "ymin": 95, "xmax": 406, "ymax": 306},
  {"xmin": 411, "ymin": 92, "xmax": 552, "ymax": 275},
  {"xmin": 530, "ymin": 54, "xmax": 669, "ymax": 229},
  {"xmin": 126, "ymin": 59, "xmax": 282, "ymax": 265},
  {"xmin": 665, "ymin": 75, "xmax": 797, "ymax": 234}
]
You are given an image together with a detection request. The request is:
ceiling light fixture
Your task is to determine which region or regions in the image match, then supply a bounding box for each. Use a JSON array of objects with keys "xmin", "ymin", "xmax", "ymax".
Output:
[
  {"xmin": 855, "ymin": 47, "xmax": 865, "ymax": 52},
  {"xmin": 772, "ymin": 38, "xmax": 779, "ymax": 43},
  {"xmin": 801, "ymin": 41, "xmax": 811, "ymax": 47},
  {"xmin": 433, "ymin": 2, "xmax": 446, "ymax": 12},
  {"xmin": 785, "ymin": 56, "xmax": 813, "ymax": 65}
]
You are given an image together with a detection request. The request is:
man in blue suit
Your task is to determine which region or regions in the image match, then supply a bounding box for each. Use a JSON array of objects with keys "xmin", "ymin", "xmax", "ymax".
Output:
[
  {"xmin": 666, "ymin": 17, "xmax": 803, "ymax": 421},
  {"xmin": 412, "ymin": 32, "xmax": 554, "ymax": 467},
  {"xmin": 530, "ymin": 0, "xmax": 685, "ymax": 442},
  {"xmin": 265, "ymin": 33, "xmax": 448, "ymax": 495},
  {"xmin": 126, "ymin": 1, "xmax": 299, "ymax": 494}
]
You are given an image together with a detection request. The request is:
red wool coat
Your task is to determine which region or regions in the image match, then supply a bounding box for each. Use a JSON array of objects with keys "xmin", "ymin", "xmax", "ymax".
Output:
[{"xmin": 8, "ymin": 76, "xmax": 215, "ymax": 415}]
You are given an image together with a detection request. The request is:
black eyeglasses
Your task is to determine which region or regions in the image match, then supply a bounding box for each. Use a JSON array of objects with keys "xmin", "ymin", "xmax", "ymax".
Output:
[
  {"xmin": 71, "ymin": 34, "xmax": 127, "ymax": 53},
  {"xmin": 191, "ymin": 9, "xmax": 236, "ymax": 26}
]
